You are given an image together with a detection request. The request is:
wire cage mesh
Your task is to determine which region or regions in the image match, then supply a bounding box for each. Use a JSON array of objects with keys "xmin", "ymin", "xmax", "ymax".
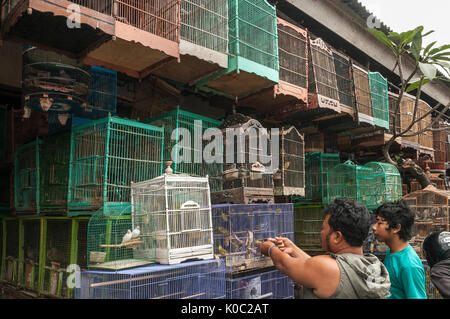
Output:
[
  {"xmin": 417, "ymin": 100, "xmax": 434, "ymax": 151},
  {"xmin": 68, "ymin": 115, "xmax": 164, "ymax": 213},
  {"xmin": 180, "ymin": 0, "xmax": 228, "ymax": 53},
  {"xmin": 431, "ymin": 120, "xmax": 449, "ymax": 170},
  {"xmin": 22, "ymin": 46, "xmax": 91, "ymax": 113},
  {"xmin": 228, "ymin": 0, "xmax": 278, "ymax": 70},
  {"xmin": 403, "ymin": 189, "xmax": 450, "ymax": 238},
  {"xmin": 277, "ymin": 19, "xmax": 308, "ymax": 89},
  {"xmin": 21, "ymin": 219, "xmax": 41, "ymax": 291},
  {"xmin": 352, "ymin": 64, "xmax": 373, "ymax": 125},
  {"xmin": 219, "ymin": 116, "xmax": 274, "ymax": 191},
  {"xmin": 326, "ymin": 160, "xmax": 365, "ymax": 204},
  {"xmin": 273, "ymin": 126, "xmax": 305, "ymax": 196},
  {"xmin": 369, "ymin": 72, "xmax": 389, "ymax": 130},
  {"xmin": 1, "ymin": 0, "xmax": 21, "ymax": 22},
  {"xmin": 67, "ymin": 0, "xmax": 114, "ymax": 15},
  {"xmin": 332, "ymin": 51, "xmax": 353, "ymax": 109},
  {"xmin": 226, "ymin": 268, "xmax": 294, "ymax": 299},
  {"xmin": 145, "ymin": 106, "xmax": 223, "ymax": 193},
  {"xmin": 2, "ymin": 219, "xmax": 19, "ymax": 284},
  {"xmin": 388, "ymin": 92, "xmax": 401, "ymax": 135},
  {"xmin": 114, "ymin": 0, "xmax": 180, "ymax": 42},
  {"xmin": 301, "ymin": 153, "xmax": 340, "ymax": 203},
  {"xmin": 87, "ymin": 205, "xmax": 156, "ymax": 270},
  {"xmin": 293, "ymin": 204, "xmax": 324, "ymax": 251},
  {"xmin": 85, "ymin": 66, "xmax": 117, "ymax": 117},
  {"xmin": 399, "ymin": 94, "xmax": 419, "ymax": 146},
  {"xmin": 212, "ymin": 203, "xmax": 294, "ymax": 272},
  {"xmin": 308, "ymin": 37, "xmax": 340, "ymax": 105},
  {"xmin": 76, "ymin": 258, "xmax": 226, "ymax": 299},
  {"xmin": 41, "ymin": 219, "xmax": 73, "ymax": 297},
  {"xmin": 131, "ymin": 172, "xmax": 214, "ymax": 265},
  {"xmin": 358, "ymin": 162, "xmax": 402, "ymax": 209},
  {"xmin": 14, "ymin": 132, "xmax": 71, "ymax": 214}
]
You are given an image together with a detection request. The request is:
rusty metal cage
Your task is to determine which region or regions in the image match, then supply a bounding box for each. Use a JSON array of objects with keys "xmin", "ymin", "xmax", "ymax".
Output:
[
  {"xmin": 273, "ymin": 126, "xmax": 305, "ymax": 197},
  {"xmin": 351, "ymin": 64, "xmax": 373, "ymax": 126},
  {"xmin": 431, "ymin": 120, "xmax": 449, "ymax": 170},
  {"xmin": 388, "ymin": 92, "xmax": 401, "ymax": 135},
  {"xmin": 400, "ymin": 94, "xmax": 419, "ymax": 148},
  {"xmin": 332, "ymin": 51, "xmax": 353, "ymax": 109},
  {"xmin": 417, "ymin": 100, "xmax": 434, "ymax": 153}
]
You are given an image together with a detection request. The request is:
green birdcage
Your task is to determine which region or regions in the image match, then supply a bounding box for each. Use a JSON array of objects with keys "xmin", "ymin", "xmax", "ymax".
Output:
[
  {"xmin": 369, "ymin": 72, "xmax": 389, "ymax": 130},
  {"xmin": 67, "ymin": 115, "xmax": 164, "ymax": 215},
  {"xmin": 87, "ymin": 205, "xmax": 156, "ymax": 271},
  {"xmin": 196, "ymin": 0, "xmax": 279, "ymax": 98},
  {"xmin": 326, "ymin": 160, "xmax": 367, "ymax": 204},
  {"xmin": 145, "ymin": 106, "xmax": 223, "ymax": 192},
  {"xmin": 294, "ymin": 204, "xmax": 325, "ymax": 251},
  {"xmin": 14, "ymin": 132, "xmax": 71, "ymax": 214},
  {"xmin": 358, "ymin": 162, "xmax": 402, "ymax": 209},
  {"xmin": 295, "ymin": 153, "xmax": 340, "ymax": 203}
]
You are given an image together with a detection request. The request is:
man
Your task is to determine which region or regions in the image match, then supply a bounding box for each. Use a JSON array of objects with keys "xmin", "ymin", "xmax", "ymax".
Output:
[
  {"xmin": 260, "ymin": 198, "xmax": 390, "ymax": 299},
  {"xmin": 422, "ymin": 231, "xmax": 450, "ymax": 299},
  {"xmin": 372, "ymin": 200, "xmax": 426, "ymax": 299}
]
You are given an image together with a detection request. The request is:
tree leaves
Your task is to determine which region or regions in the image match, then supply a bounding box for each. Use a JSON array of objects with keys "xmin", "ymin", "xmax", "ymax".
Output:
[
  {"xmin": 419, "ymin": 62, "xmax": 437, "ymax": 79},
  {"xmin": 368, "ymin": 28, "xmax": 394, "ymax": 51}
]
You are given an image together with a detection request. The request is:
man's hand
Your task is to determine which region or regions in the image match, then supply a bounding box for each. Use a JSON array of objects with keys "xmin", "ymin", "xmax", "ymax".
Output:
[
  {"xmin": 273, "ymin": 237, "xmax": 302, "ymax": 258},
  {"xmin": 260, "ymin": 240, "xmax": 276, "ymax": 257}
]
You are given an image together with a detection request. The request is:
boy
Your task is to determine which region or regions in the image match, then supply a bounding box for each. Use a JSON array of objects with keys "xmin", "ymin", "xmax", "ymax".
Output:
[{"xmin": 372, "ymin": 200, "xmax": 426, "ymax": 299}]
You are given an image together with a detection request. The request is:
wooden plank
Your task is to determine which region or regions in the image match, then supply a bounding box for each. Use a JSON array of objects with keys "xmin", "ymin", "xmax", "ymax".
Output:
[
  {"xmin": 89, "ymin": 270, "xmax": 180, "ymax": 288},
  {"xmin": 88, "ymin": 259, "xmax": 154, "ymax": 271}
]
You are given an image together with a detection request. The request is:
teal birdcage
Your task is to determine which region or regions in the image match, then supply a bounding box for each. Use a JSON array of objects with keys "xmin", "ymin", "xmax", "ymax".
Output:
[
  {"xmin": 67, "ymin": 115, "xmax": 164, "ymax": 215},
  {"xmin": 145, "ymin": 106, "xmax": 223, "ymax": 192},
  {"xmin": 358, "ymin": 162, "xmax": 402, "ymax": 209},
  {"xmin": 196, "ymin": 0, "xmax": 279, "ymax": 98},
  {"xmin": 14, "ymin": 132, "xmax": 71, "ymax": 214},
  {"xmin": 295, "ymin": 153, "xmax": 340, "ymax": 203},
  {"xmin": 326, "ymin": 160, "xmax": 365, "ymax": 203},
  {"xmin": 369, "ymin": 72, "xmax": 389, "ymax": 130},
  {"xmin": 87, "ymin": 206, "xmax": 156, "ymax": 271}
]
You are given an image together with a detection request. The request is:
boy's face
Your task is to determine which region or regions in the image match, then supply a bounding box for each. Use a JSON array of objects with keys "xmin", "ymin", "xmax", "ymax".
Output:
[{"xmin": 372, "ymin": 215, "xmax": 393, "ymax": 243}]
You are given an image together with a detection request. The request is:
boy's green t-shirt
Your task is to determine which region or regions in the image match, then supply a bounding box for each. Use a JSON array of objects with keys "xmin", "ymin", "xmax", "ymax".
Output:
[{"xmin": 383, "ymin": 244, "xmax": 427, "ymax": 299}]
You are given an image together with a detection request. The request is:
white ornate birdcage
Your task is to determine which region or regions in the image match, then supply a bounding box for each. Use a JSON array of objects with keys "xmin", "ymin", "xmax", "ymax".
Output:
[{"xmin": 131, "ymin": 163, "xmax": 214, "ymax": 265}]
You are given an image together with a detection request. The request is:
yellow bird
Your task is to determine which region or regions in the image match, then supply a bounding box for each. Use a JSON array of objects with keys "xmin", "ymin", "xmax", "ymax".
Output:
[
  {"xmin": 217, "ymin": 226, "xmax": 229, "ymax": 234},
  {"xmin": 221, "ymin": 213, "xmax": 228, "ymax": 222},
  {"xmin": 218, "ymin": 245, "xmax": 228, "ymax": 255}
]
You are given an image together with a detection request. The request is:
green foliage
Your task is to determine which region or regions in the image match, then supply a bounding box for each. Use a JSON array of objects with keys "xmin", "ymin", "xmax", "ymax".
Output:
[{"xmin": 368, "ymin": 26, "xmax": 450, "ymax": 92}]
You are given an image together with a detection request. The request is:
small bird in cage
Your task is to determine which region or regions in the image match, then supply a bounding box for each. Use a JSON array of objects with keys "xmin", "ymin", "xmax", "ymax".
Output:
[
  {"xmin": 131, "ymin": 226, "xmax": 140, "ymax": 239},
  {"xmin": 122, "ymin": 230, "xmax": 132, "ymax": 244}
]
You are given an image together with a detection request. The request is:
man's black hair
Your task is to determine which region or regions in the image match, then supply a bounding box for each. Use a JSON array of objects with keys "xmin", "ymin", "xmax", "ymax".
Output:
[
  {"xmin": 323, "ymin": 198, "xmax": 371, "ymax": 247},
  {"xmin": 374, "ymin": 200, "xmax": 415, "ymax": 241}
]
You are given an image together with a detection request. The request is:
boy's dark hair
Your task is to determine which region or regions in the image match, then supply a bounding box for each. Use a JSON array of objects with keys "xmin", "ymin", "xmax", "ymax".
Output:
[
  {"xmin": 323, "ymin": 198, "xmax": 371, "ymax": 247},
  {"xmin": 374, "ymin": 200, "xmax": 415, "ymax": 241}
]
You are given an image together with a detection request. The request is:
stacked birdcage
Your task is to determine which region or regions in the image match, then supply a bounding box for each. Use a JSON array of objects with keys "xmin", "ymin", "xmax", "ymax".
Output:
[
  {"xmin": 76, "ymin": 259, "xmax": 226, "ymax": 299},
  {"xmin": 239, "ymin": 18, "xmax": 308, "ymax": 119},
  {"xmin": 431, "ymin": 120, "xmax": 450, "ymax": 170},
  {"xmin": 417, "ymin": 100, "xmax": 434, "ymax": 155},
  {"xmin": 212, "ymin": 203, "xmax": 293, "ymax": 272},
  {"xmin": 211, "ymin": 115, "xmax": 274, "ymax": 204},
  {"xmin": 14, "ymin": 132, "xmax": 71, "ymax": 214},
  {"xmin": 307, "ymin": 36, "xmax": 340, "ymax": 115},
  {"xmin": 369, "ymin": 72, "xmax": 389, "ymax": 130},
  {"xmin": 332, "ymin": 50, "xmax": 354, "ymax": 113},
  {"xmin": 131, "ymin": 167, "xmax": 214, "ymax": 265},
  {"xmin": 358, "ymin": 162, "xmax": 402, "ymax": 210},
  {"xmin": 423, "ymin": 261, "xmax": 444, "ymax": 299},
  {"xmin": 196, "ymin": 0, "xmax": 279, "ymax": 99},
  {"xmin": 326, "ymin": 160, "xmax": 365, "ymax": 203},
  {"xmin": 273, "ymin": 126, "xmax": 305, "ymax": 197},
  {"xmin": 22, "ymin": 46, "xmax": 90, "ymax": 114},
  {"xmin": 388, "ymin": 92, "xmax": 402, "ymax": 135},
  {"xmin": 145, "ymin": 106, "xmax": 223, "ymax": 193},
  {"xmin": 352, "ymin": 64, "xmax": 374, "ymax": 126},
  {"xmin": 293, "ymin": 204, "xmax": 324, "ymax": 251},
  {"xmin": 226, "ymin": 267, "xmax": 294, "ymax": 299},
  {"xmin": 295, "ymin": 153, "xmax": 340, "ymax": 203},
  {"xmin": 399, "ymin": 93, "xmax": 420, "ymax": 149},
  {"xmin": 67, "ymin": 115, "xmax": 164, "ymax": 215},
  {"xmin": 20, "ymin": 218, "xmax": 42, "ymax": 291},
  {"xmin": 87, "ymin": 205, "xmax": 156, "ymax": 270}
]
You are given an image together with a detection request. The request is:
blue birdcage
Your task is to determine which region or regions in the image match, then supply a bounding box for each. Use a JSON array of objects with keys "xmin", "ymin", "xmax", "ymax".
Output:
[{"xmin": 76, "ymin": 259, "xmax": 226, "ymax": 299}]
